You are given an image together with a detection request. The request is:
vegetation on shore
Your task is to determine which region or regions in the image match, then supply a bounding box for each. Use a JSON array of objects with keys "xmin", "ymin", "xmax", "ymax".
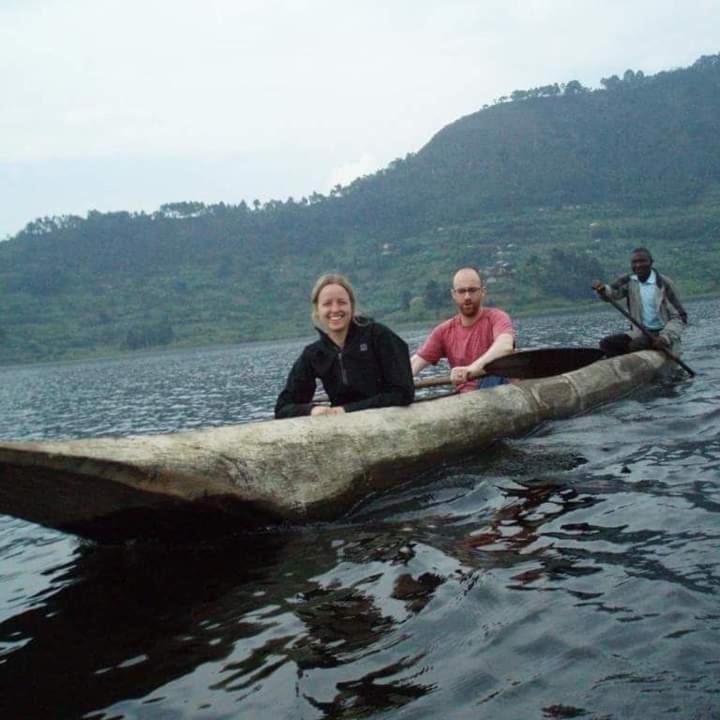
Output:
[{"xmin": 1, "ymin": 54, "xmax": 719, "ymax": 365}]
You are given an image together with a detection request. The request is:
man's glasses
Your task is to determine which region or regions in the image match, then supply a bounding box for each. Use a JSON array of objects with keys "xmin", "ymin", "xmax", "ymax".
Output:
[{"xmin": 452, "ymin": 286, "xmax": 483, "ymax": 296}]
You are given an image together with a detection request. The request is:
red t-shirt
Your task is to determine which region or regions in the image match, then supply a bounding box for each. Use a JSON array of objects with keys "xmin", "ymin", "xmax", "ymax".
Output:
[{"xmin": 416, "ymin": 309, "xmax": 514, "ymax": 392}]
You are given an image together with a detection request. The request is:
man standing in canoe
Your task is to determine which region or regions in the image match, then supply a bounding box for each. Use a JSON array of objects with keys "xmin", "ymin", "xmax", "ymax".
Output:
[
  {"xmin": 411, "ymin": 267, "xmax": 515, "ymax": 391},
  {"xmin": 592, "ymin": 247, "xmax": 687, "ymax": 357}
]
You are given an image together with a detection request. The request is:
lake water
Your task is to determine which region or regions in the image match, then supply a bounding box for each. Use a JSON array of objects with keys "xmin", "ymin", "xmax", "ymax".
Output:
[{"xmin": 1, "ymin": 301, "xmax": 719, "ymax": 720}]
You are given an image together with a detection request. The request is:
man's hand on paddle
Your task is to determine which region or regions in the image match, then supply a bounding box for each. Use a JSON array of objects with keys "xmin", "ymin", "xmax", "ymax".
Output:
[
  {"xmin": 450, "ymin": 366, "xmax": 484, "ymax": 386},
  {"xmin": 591, "ymin": 280, "xmax": 609, "ymax": 301},
  {"xmin": 651, "ymin": 335, "xmax": 670, "ymax": 351}
]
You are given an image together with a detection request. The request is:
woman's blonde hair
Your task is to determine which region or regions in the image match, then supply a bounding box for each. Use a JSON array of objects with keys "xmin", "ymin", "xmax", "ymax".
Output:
[{"xmin": 310, "ymin": 273, "xmax": 359, "ymax": 326}]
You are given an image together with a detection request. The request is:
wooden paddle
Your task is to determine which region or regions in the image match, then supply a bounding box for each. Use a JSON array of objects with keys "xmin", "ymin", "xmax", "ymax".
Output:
[
  {"xmin": 415, "ymin": 347, "xmax": 606, "ymax": 386},
  {"xmin": 596, "ymin": 290, "xmax": 696, "ymax": 377},
  {"xmin": 484, "ymin": 347, "xmax": 605, "ymax": 379},
  {"xmin": 316, "ymin": 348, "xmax": 607, "ymax": 402}
]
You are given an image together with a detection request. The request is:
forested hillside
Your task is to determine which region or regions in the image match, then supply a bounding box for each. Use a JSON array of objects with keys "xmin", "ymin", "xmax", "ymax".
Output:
[{"xmin": 1, "ymin": 54, "xmax": 719, "ymax": 364}]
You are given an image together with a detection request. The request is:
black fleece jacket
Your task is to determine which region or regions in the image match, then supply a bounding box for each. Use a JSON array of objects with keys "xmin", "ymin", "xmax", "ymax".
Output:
[{"xmin": 274, "ymin": 319, "xmax": 414, "ymax": 418}]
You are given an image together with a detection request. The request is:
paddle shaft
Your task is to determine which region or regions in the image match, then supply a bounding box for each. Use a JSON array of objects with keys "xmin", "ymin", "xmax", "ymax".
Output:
[
  {"xmin": 315, "ymin": 375, "xmax": 453, "ymax": 403},
  {"xmin": 318, "ymin": 347, "xmax": 606, "ymax": 402},
  {"xmin": 415, "ymin": 375, "xmax": 452, "ymax": 388},
  {"xmin": 415, "ymin": 353, "xmax": 601, "ymax": 384},
  {"xmin": 601, "ymin": 293, "xmax": 695, "ymax": 377}
]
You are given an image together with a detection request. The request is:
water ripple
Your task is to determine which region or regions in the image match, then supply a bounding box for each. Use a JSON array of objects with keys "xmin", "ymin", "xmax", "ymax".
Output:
[{"xmin": 1, "ymin": 299, "xmax": 719, "ymax": 719}]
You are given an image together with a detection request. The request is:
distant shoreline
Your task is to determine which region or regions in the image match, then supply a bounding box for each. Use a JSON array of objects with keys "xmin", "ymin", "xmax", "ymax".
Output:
[{"xmin": 3, "ymin": 293, "xmax": 716, "ymax": 371}]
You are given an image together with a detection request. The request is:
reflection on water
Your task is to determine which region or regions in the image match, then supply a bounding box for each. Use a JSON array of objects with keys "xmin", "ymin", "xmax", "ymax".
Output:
[{"xmin": 1, "ymin": 300, "xmax": 719, "ymax": 719}]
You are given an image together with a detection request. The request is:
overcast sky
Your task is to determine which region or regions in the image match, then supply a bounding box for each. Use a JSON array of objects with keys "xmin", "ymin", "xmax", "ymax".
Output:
[{"xmin": 1, "ymin": 0, "xmax": 717, "ymax": 238}]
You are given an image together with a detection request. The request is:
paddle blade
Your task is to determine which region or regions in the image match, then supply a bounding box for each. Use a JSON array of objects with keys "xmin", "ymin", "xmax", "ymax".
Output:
[{"xmin": 484, "ymin": 348, "xmax": 605, "ymax": 379}]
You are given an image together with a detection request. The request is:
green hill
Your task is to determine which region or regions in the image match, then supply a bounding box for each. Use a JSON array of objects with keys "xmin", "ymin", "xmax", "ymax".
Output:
[{"xmin": 1, "ymin": 54, "xmax": 719, "ymax": 364}]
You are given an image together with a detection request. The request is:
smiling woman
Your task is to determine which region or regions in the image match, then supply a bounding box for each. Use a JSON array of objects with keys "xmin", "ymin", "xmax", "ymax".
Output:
[{"xmin": 274, "ymin": 273, "xmax": 415, "ymax": 418}]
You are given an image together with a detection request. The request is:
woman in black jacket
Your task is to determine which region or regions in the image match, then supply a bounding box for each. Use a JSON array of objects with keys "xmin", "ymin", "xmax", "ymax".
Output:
[{"xmin": 275, "ymin": 273, "xmax": 414, "ymax": 418}]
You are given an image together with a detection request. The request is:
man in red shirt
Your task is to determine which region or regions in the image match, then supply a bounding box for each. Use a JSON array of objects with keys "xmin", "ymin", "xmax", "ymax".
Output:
[{"xmin": 411, "ymin": 267, "xmax": 515, "ymax": 392}]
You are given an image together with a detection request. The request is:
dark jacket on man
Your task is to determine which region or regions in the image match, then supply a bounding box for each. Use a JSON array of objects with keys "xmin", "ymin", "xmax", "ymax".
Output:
[{"xmin": 274, "ymin": 319, "xmax": 414, "ymax": 418}]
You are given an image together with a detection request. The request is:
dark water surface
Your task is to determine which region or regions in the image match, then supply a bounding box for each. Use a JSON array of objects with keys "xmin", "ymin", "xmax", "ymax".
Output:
[{"xmin": 1, "ymin": 302, "xmax": 719, "ymax": 719}]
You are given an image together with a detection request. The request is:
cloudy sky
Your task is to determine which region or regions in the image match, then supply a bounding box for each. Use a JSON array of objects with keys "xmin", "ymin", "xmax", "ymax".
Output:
[{"xmin": 1, "ymin": 0, "xmax": 717, "ymax": 238}]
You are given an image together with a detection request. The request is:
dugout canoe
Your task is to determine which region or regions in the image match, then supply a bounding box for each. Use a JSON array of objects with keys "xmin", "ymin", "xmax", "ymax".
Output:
[{"xmin": 0, "ymin": 350, "xmax": 669, "ymax": 543}]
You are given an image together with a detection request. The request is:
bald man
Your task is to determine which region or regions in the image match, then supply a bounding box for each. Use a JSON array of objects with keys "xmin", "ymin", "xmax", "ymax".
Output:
[{"xmin": 411, "ymin": 267, "xmax": 515, "ymax": 392}]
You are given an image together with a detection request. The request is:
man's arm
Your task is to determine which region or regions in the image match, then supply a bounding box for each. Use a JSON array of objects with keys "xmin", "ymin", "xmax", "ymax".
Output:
[
  {"xmin": 592, "ymin": 275, "xmax": 629, "ymax": 302},
  {"xmin": 410, "ymin": 324, "xmax": 445, "ymax": 377},
  {"xmin": 450, "ymin": 332, "xmax": 514, "ymax": 385},
  {"xmin": 658, "ymin": 277, "xmax": 686, "ymax": 348},
  {"xmin": 410, "ymin": 353, "xmax": 430, "ymax": 376}
]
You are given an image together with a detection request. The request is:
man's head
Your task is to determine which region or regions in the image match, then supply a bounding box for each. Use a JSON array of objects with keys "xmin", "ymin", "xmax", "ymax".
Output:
[
  {"xmin": 631, "ymin": 247, "xmax": 654, "ymax": 282},
  {"xmin": 451, "ymin": 267, "xmax": 486, "ymax": 320}
]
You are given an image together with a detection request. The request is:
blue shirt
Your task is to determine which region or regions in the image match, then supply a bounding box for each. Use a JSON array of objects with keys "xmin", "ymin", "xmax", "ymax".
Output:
[{"xmin": 635, "ymin": 270, "xmax": 663, "ymax": 330}]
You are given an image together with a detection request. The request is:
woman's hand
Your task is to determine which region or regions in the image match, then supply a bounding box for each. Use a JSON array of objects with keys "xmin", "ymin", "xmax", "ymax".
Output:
[{"xmin": 310, "ymin": 406, "xmax": 346, "ymax": 416}]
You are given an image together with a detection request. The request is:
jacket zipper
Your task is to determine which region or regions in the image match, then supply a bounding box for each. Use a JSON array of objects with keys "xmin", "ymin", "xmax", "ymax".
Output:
[{"xmin": 338, "ymin": 351, "xmax": 349, "ymax": 385}]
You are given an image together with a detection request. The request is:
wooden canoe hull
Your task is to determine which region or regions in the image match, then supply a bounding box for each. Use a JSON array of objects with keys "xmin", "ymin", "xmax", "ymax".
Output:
[{"xmin": 0, "ymin": 351, "xmax": 667, "ymax": 542}]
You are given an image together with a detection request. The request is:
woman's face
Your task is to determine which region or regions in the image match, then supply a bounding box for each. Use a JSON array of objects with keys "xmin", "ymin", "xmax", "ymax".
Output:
[{"xmin": 317, "ymin": 283, "xmax": 352, "ymax": 335}]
